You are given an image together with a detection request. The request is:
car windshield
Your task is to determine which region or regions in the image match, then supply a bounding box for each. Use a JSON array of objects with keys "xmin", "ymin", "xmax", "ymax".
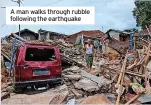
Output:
[{"xmin": 25, "ymin": 48, "xmax": 56, "ymax": 61}]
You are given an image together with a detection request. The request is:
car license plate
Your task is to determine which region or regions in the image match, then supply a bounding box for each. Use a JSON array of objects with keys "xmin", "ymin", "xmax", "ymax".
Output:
[{"xmin": 33, "ymin": 68, "xmax": 49, "ymax": 76}]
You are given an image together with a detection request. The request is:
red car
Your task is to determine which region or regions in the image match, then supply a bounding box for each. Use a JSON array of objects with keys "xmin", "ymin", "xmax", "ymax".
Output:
[{"xmin": 14, "ymin": 43, "xmax": 62, "ymax": 91}]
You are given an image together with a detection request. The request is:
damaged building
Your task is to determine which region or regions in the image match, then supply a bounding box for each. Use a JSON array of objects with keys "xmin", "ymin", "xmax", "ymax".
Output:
[
  {"xmin": 38, "ymin": 29, "xmax": 67, "ymax": 40},
  {"xmin": 105, "ymin": 29, "xmax": 130, "ymax": 55},
  {"xmin": 1, "ymin": 29, "xmax": 39, "ymax": 43},
  {"xmin": 134, "ymin": 25, "xmax": 151, "ymax": 41},
  {"xmin": 134, "ymin": 25, "xmax": 151, "ymax": 49},
  {"xmin": 65, "ymin": 30, "xmax": 104, "ymax": 44}
]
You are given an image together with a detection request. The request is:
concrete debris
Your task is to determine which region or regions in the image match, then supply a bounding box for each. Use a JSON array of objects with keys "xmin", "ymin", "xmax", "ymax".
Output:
[
  {"xmin": 74, "ymin": 78, "xmax": 99, "ymax": 92},
  {"xmin": 49, "ymin": 90, "xmax": 69, "ymax": 104},
  {"xmin": 69, "ymin": 88, "xmax": 82, "ymax": 98},
  {"xmin": 105, "ymin": 93, "xmax": 117, "ymax": 103},
  {"xmin": 1, "ymin": 83, "xmax": 7, "ymax": 91},
  {"xmin": 66, "ymin": 99, "xmax": 76, "ymax": 105},
  {"xmin": 138, "ymin": 94, "xmax": 151, "ymax": 104},
  {"xmin": 1, "ymin": 92, "xmax": 10, "ymax": 101},
  {"xmin": 63, "ymin": 66, "xmax": 111, "ymax": 93},
  {"xmin": 80, "ymin": 94, "xmax": 112, "ymax": 104},
  {"xmin": 1, "ymin": 56, "xmax": 8, "ymax": 84},
  {"xmin": 1, "ymin": 84, "xmax": 69, "ymax": 104},
  {"xmin": 62, "ymin": 66, "xmax": 82, "ymax": 80},
  {"xmin": 99, "ymin": 58, "xmax": 107, "ymax": 66},
  {"xmin": 81, "ymin": 70, "xmax": 112, "ymax": 87},
  {"xmin": 63, "ymin": 74, "xmax": 82, "ymax": 80},
  {"xmin": 62, "ymin": 66, "xmax": 81, "ymax": 74},
  {"xmin": 1, "ymin": 32, "xmax": 151, "ymax": 105}
]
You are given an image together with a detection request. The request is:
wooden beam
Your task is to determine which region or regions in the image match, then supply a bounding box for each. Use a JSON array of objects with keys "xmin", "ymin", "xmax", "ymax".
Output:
[
  {"xmin": 102, "ymin": 66, "xmax": 145, "ymax": 78},
  {"xmin": 127, "ymin": 59, "xmax": 137, "ymax": 70},
  {"xmin": 116, "ymin": 54, "xmax": 128, "ymax": 86},
  {"xmin": 116, "ymin": 53, "xmax": 128, "ymax": 105},
  {"xmin": 70, "ymin": 88, "xmax": 82, "ymax": 98},
  {"xmin": 144, "ymin": 44, "xmax": 151, "ymax": 94}
]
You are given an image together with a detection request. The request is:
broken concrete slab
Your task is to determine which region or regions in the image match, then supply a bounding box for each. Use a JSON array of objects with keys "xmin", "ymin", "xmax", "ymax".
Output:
[
  {"xmin": 105, "ymin": 93, "xmax": 116, "ymax": 103},
  {"xmin": 62, "ymin": 66, "xmax": 82, "ymax": 81},
  {"xmin": 63, "ymin": 66, "xmax": 112, "ymax": 93},
  {"xmin": 74, "ymin": 77, "xmax": 99, "ymax": 92},
  {"xmin": 49, "ymin": 90, "xmax": 69, "ymax": 104},
  {"xmin": 81, "ymin": 70, "xmax": 112, "ymax": 87},
  {"xmin": 62, "ymin": 74, "xmax": 81, "ymax": 80},
  {"xmin": 138, "ymin": 94, "xmax": 151, "ymax": 104},
  {"xmin": 70, "ymin": 66, "xmax": 80, "ymax": 71},
  {"xmin": 80, "ymin": 94, "xmax": 112, "ymax": 104},
  {"xmin": 62, "ymin": 66, "xmax": 81, "ymax": 73},
  {"xmin": 66, "ymin": 99, "xmax": 76, "ymax": 105}
]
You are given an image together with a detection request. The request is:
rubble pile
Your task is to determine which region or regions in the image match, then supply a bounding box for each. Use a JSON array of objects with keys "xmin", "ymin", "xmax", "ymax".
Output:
[
  {"xmin": 1, "ymin": 34, "xmax": 151, "ymax": 104},
  {"xmin": 80, "ymin": 94, "xmax": 112, "ymax": 104},
  {"xmin": 99, "ymin": 44, "xmax": 151, "ymax": 104},
  {"xmin": 1, "ymin": 56, "xmax": 10, "ymax": 101},
  {"xmin": 29, "ymin": 40, "xmax": 86, "ymax": 66},
  {"xmin": 1, "ymin": 57, "xmax": 7, "ymax": 87},
  {"xmin": 108, "ymin": 38, "xmax": 129, "ymax": 54},
  {"xmin": 62, "ymin": 66, "xmax": 112, "ymax": 97},
  {"xmin": 2, "ymin": 84, "xmax": 69, "ymax": 104},
  {"xmin": 100, "ymin": 48, "xmax": 151, "ymax": 80},
  {"xmin": 1, "ymin": 39, "xmax": 86, "ymax": 67},
  {"xmin": 1, "ymin": 44, "xmax": 12, "ymax": 61}
]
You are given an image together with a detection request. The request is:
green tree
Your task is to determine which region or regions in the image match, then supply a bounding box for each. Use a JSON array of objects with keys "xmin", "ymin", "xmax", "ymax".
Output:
[{"xmin": 133, "ymin": 0, "xmax": 151, "ymax": 29}]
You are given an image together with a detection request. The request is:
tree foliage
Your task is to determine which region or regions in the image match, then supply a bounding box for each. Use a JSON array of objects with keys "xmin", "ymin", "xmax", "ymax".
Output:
[{"xmin": 133, "ymin": 0, "xmax": 151, "ymax": 29}]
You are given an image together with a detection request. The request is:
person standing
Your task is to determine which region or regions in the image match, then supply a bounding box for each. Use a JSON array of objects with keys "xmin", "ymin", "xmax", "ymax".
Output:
[{"xmin": 83, "ymin": 39, "xmax": 94, "ymax": 71}]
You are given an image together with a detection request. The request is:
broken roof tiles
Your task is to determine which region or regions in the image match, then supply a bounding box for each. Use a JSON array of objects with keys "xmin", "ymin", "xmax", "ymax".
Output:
[{"xmin": 67, "ymin": 30, "xmax": 105, "ymax": 38}]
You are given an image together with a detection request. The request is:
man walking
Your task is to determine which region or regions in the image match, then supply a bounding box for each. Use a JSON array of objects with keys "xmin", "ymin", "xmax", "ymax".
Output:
[{"xmin": 83, "ymin": 39, "xmax": 94, "ymax": 72}]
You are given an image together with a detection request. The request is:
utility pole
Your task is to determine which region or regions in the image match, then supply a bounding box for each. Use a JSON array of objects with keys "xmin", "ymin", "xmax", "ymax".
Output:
[
  {"xmin": 18, "ymin": 0, "xmax": 21, "ymax": 37},
  {"xmin": 12, "ymin": 0, "xmax": 22, "ymax": 36}
]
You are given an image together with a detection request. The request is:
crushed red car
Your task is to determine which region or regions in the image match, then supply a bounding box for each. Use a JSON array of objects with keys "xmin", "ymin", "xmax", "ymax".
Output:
[{"xmin": 14, "ymin": 43, "xmax": 62, "ymax": 90}]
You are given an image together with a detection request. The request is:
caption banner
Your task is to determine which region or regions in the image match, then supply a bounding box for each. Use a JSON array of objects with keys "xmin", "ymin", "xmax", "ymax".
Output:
[{"xmin": 6, "ymin": 6, "xmax": 95, "ymax": 25}]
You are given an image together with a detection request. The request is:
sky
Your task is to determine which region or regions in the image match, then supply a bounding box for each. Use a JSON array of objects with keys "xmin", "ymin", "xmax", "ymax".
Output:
[{"xmin": 0, "ymin": 0, "xmax": 137, "ymax": 37}]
